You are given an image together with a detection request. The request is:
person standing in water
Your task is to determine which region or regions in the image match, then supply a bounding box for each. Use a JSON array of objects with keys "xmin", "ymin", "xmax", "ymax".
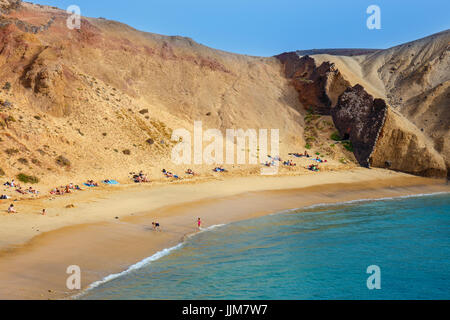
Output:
[{"xmin": 197, "ymin": 218, "xmax": 202, "ymax": 229}]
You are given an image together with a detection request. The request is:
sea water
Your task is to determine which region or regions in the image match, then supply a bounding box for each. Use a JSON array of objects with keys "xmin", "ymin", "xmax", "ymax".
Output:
[{"xmin": 80, "ymin": 193, "xmax": 450, "ymax": 300}]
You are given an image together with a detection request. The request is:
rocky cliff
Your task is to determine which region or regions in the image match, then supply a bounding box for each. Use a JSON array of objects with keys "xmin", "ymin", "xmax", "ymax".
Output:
[
  {"xmin": 276, "ymin": 33, "xmax": 449, "ymax": 178},
  {"xmin": 304, "ymin": 31, "xmax": 449, "ymax": 178},
  {"xmin": 331, "ymin": 84, "xmax": 387, "ymax": 168},
  {"xmin": 331, "ymin": 85, "xmax": 446, "ymax": 177},
  {"xmin": 276, "ymin": 53, "xmax": 350, "ymax": 114}
]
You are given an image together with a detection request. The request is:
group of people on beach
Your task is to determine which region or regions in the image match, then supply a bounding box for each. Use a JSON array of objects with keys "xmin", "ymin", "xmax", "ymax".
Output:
[
  {"xmin": 2, "ymin": 152, "xmax": 328, "ymax": 217},
  {"xmin": 3, "ymin": 179, "xmax": 40, "ymax": 196},
  {"xmin": 289, "ymin": 151, "xmax": 311, "ymax": 158},
  {"xmin": 286, "ymin": 150, "xmax": 329, "ymax": 172},
  {"xmin": 50, "ymin": 183, "xmax": 82, "ymax": 196},
  {"xmin": 283, "ymin": 160, "xmax": 297, "ymax": 167},
  {"xmin": 3, "ymin": 179, "xmax": 19, "ymax": 188},
  {"xmin": 132, "ymin": 171, "xmax": 150, "ymax": 183}
]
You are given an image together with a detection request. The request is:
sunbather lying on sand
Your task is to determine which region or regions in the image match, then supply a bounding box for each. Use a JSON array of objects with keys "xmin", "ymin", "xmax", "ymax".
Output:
[
  {"xmin": 185, "ymin": 169, "xmax": 196, "ymax": 176},
  {"xmin": 162, "ymin": 169, "xmax": 181, "ymax": 179},
  {"xmin": 133, "ymin": 171, "xmax": 150, "ymax": 183},
  {"xmin": 310, "ymin": 157, "xmax": 327, "ymax": 163},
  {"xmin": 85, "ymin": 180, "xmax": 99, "ymax": 187},
  {"xmin": 307, "ymin": 164, "xmax": 320, "ymax": 172},
  {"xmin": 27, "ymin": 187, "xmax": 39, "ymax": 194},
  {"xmin": 16, "ymin": 187, "xmax": 27, "ymax": 195},
  {"xmin": 283, "ymin": 160, "xmax": 296, "ymax": 167},
  {"xmin": 289, "ymin": 151, "xmax": 311, "ymax": 158}
]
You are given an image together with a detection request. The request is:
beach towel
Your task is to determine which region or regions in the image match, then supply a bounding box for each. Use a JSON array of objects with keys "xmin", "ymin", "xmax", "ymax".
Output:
[
  {"xmin": 102, "ymin": 180, "xmax": 119, "ymax": 185},
  {"xmin": 83, "ymin": 183, "xmax": 98, "ymax": 187}
]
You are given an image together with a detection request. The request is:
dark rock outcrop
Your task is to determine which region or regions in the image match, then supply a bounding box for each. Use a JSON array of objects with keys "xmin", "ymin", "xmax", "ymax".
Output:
[
  {"xmin": 331, "ymin": 84, "xmax": 387, "ymax": 167},
  {"xmin": 1, "ymin": 0, "xmax": 54, "ymax": 34},
  {"xmin": 331, "ymin": 84, "xmax": 446, "ymax": 177},
  {"xmin": 276, "ymin": 52, "xmax": 447, "ymax": 178},
  {"xmin": 275, "ymin": 53, "xmax": 350, "ymax": 114},
  {"xmin": 0, "ymin": 16, "xmax": 55, "ymax": 34}
]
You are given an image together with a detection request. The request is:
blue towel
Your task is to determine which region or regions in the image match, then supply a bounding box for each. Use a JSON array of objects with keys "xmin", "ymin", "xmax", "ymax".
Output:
[
  {"xmin": 102, "ymin": 180, "xmax": 119, "ymax": 185},
  {"xmin": 83, "ymin": 183, "xmax": 97, "ymax": 187}
]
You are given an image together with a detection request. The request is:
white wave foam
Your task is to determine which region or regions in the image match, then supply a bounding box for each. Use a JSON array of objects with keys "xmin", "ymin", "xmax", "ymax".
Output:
[
  {"xmin": 73, "ymin": 224, "xmax": 227, "ymax": 299},
  {"xmin": 185, "ymin": 224, "xmax": 226, "ymax": 239},
  {"xmin": 279, "ymin": 191, "xmax": 450, "ymax": 214},
  {"xmin": 72, "ymin": 243, "xmax": 184, "ymax": 299},
  {"xmin": 199, "ymin": 223, "xmax": 226, "ymax": 232},
  {"xmin": 73, "ymin": 191, "xmax": 448, "ymax": 298}
]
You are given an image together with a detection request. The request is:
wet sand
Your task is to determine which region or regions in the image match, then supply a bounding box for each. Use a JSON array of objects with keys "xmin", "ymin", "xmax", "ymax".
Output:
[{"xmin": 0, "ymin": 168, "xmax": 448, "ymax": 299}]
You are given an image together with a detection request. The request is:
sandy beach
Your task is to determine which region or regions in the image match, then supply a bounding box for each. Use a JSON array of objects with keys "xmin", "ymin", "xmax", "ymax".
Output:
[{"xmin": 0, "ymin": 168, "xmax": 448, "ymax": 300}]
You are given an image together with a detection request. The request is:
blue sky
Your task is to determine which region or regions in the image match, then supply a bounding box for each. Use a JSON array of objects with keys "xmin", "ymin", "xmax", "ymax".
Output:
[{"xmin": 30, "ymin": 0, "xmax": 449, "ymax": 56}]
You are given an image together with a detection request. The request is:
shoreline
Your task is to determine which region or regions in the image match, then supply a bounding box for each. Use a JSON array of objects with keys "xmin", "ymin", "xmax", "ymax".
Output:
[
  {"xmin": 76, "ymin": 190, "xmax": 449, "ymax": 300},
  {"xmin": 0, "ymin": 168, "xmax": 448, "ymax": 300}
]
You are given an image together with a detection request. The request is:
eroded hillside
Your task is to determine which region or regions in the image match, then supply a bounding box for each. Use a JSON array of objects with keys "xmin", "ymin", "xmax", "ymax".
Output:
[
  {"xmin": 0, "ymin": 0, "xmax": 448, "ymax": 189},
  {"xmin": 0, "ymin": 0, "xmax": 321, "ymax": 187}
]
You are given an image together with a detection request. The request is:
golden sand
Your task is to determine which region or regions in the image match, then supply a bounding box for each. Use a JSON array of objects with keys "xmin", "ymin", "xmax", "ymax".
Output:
[{"xmin": 0, "ymin": 168, "xmax": 448, "ymax": 299}]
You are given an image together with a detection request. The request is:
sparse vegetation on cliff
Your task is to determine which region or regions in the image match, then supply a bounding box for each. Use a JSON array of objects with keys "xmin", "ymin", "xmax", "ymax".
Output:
[{"xmin": 17, "ymin": 173, "xmax": 39, "ymax": 184}]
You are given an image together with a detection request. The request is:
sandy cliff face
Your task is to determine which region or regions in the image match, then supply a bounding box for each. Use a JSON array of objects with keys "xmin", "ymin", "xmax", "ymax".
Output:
[
  {"xmin": 0, "ymin": 1, "xmax": 447, "ymax": 185},
  {"xmin": 370, "ymin": 108, "xmax": 446, "ymax": 177},
  {"xmin": 0, "ymin": 2, "xmax": 309, "ymax": 186},
  {"xmin": 363, "ymin": 31, "xmax": 450, "ymax": 176}
]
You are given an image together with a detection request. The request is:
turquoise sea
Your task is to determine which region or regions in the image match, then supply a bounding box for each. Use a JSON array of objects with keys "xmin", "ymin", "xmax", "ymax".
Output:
[{"xmin": 80, "ymin": 193, "xmax": 450, "ymax": 300}]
